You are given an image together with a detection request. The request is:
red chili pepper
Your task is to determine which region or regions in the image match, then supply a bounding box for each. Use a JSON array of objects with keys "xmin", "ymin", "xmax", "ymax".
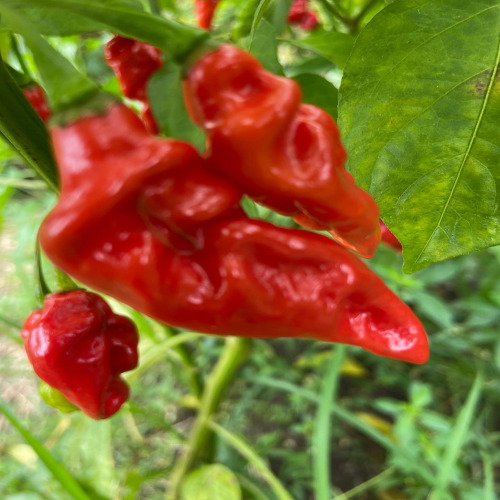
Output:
[
  {"xmin": 39, "ymin": 103, "xmax": 428, "ymax": 363},
  {"xmin": 22, "ymin": 84, "xmax": 52, "ymax": 123},
  {"xmin": 104, "ymin": 36, "xmax": 162, "ymax": 133},
  {"xmin": 21, "ymin": 290, "xmax": 139, "ymax": 419},
  {"xmin": 195, "ymin": 0, "xmax": 220, "ymax": 31},
  {"xmin": 287, "ymin": 0, "xmax": 319, "ymax": 30},
  {"xmin": 183, "ymin": 45, "xmax": 380, "ymax": 258},
  {"xmin": 380, "ymin": 220, "xmax": 402, "ymax": 252}
]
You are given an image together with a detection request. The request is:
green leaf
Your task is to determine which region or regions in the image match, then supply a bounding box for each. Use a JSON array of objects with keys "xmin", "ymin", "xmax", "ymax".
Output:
[
  {"xmin": 249, "ymin": 18, "xmax": 283, "ymax": 74},
  {"xmin": 5, "ymin": 0, "xmax": 209, "ymax": 63},
  {"xmin": 249, "ymin": 0, "xmax": 273, "ymax": 42},
  {"xmin": 270, "ymin": 0, "xmax": 293, "ymax": 35},
  {"xmin": 0, "ymin": 56, "xmax": 58, "ymax": 191},
  {"xmin": 0, "ymin": 398, "xmax": 94, "ymax": 500},
  {"xmin": 284, "ymin": 31, "xmax": 355, "ymax": 69},
  {"xmin": 14, "ymin": 9, "xmax": 107, "ymax": 35},
  {"xmin": 181, "ymin": 464, "xmax": 242, "ymax": 500},
  {"xmin": 1, "ymin": 4, "xmax": 99, "ymax": 111},
  {"xmin": 428, "ymin": 372, "xmax": 483, "ymax": 499},
  {"xmin": 15, "ymin": 0, "xmax": 145, "ymax": 35},
  {"xmin": 147, "ymin": 63, "xmax": 205, "ymax": 151},
  {"xmin": 293, "ymin": 73, "xmax": 338, "ymax": 119},
  {"xmin": 232, "ymin": 0, "xmax": 261, "ymax": 40},
  {"xmin": 339, "ymin": 0, "xmax": 500, "ymax": 272}
]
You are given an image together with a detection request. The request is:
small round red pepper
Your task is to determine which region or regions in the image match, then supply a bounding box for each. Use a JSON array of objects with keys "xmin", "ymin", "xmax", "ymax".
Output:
[
  {"xmin": 21, "ymin": 290, "xmax": 139, "ymax": 419},
  {"xmin": 183, "ymin": 44, "xmax": 381, "ymax": 258},
  {"xmin": 39, "ymin": 103, "xmax": 428, "ymax": 364}
]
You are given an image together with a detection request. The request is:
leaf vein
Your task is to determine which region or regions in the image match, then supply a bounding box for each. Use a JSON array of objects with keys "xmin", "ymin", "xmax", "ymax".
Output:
[{"xmin": 414, "ymin": 23, "xmax": 500, "ymax": 266}]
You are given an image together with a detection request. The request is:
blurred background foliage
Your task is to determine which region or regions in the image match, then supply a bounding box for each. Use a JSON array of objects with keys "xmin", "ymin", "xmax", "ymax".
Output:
[{"xmin": 0, "ymin": 0, "xmax": 499, "ymax": 499}]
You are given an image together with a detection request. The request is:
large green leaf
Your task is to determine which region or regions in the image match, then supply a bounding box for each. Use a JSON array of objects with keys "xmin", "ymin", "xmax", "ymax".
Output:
[
  {"xmin": 293, "ymin": 73, "xmax": 338, "ymax": 119},
  {"xmin": 284, "ymin": 31, "xmax": 354, "ymax": 69},
  {"xmin": 147, "ymin": 62, "xmax": 205, "ymax": 151},
  {"xmin": 13, "ymin": 0, "xmax": 144, "ymax": 35},
  {"xmin": 3, "ymin": 0, "xmax": 208, "ymax": 62},
  {"xmin": 339, "ymin": 0, "xmax": 500, "ymax": 272}
]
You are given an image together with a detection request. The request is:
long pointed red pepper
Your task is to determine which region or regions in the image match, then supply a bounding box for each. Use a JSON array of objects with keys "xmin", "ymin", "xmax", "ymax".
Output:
[{"xmin": 39, "ymin": 103, "xmax": 428, "ymax": 363}]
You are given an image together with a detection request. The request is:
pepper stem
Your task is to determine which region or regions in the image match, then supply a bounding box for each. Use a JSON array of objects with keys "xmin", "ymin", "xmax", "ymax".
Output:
[{"xmin": 34, "ymin": 241, "xmax": 51, "ymax": 307}]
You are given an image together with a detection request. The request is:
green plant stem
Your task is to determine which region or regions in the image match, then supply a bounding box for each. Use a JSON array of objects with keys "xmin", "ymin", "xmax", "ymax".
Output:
[
  {"xmin": 428, "ymin": 372, "xmax": 484, "ymax": 499},
  {"xmin": 316, "ymin": 0, "xmax": 350, "ymax": 29},
  {"xmin": 148, "ymin": 0, "xmax": 160, "ymax": 15},
  {"xmin": 177, "ymin": 348, "xmax": 204, "ymax": 399},
  {"xmin": 209, "ymin": 420, "xmax": 295, "ymax": 500},
  {"xmin": 125, "ymin": 332, "xmax": 204, "ymax": 385},
  {"xmin": 333, "ymin": 466, "xmax": 395, "ymax": 500},
  {"xmin": 0, "ymin": 177, "xmax": 47, "ymax": 189},
  {"xmin": 163, "ymin": 327, "xmax": 204, "ymax": 399},
  {"xmin": 9, "ymin": 33, "xmax": 30, "ymax": 77},
  {"xmin": 35, "ymin": 241, "xmax": 51, "ymax": 305},
  {"xmin": 314, "ymin": 345, "xmax": 346, "ymax": 500},
  {"xmin": 166, "ymin": 337, "xmax": 252, "ymax": 500}
]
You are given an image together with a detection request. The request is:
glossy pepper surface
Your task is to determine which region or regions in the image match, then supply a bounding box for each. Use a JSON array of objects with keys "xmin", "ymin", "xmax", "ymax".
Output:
[
  {"xmin": 21, "ymin": 290, "xmax": 139, "ymax": 419},
  {"xmin": 104, "ymin": 36, "xmax": 162, "ymax": 133},
  {"xmin": 22, "ymin": 84, "xmax": 51, "ymax": 123},
  {"xmin": 183, "ymin": 44, "xmax": 380, "ymax": 258},
  {"xmin": 39, "ymin": 103, "xmax": 428, "ymax": 363},
  {"xmin": 195, "ymin": 0, "xmax": 220, "ymax": 30}
]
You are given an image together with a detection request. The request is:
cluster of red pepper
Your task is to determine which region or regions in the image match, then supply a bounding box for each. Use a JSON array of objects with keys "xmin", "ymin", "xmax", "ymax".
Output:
[
  {"xmin": 21, "ymin": 33, "xmax": 425, "ymax": 419},
  {"xmin": 195, "ymin": 0, "xmax": 319, "ymax": 32}
]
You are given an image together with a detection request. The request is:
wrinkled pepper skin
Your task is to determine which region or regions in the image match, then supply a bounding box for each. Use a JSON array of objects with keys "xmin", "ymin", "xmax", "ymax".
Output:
[
  {"xmin": 39, "ymin": 104, "xmax": 428, "ymax": 363},
  {"xmin": 183, "ymin": 45, "xmax": 380, "ymax": 258},
  {"xmin": 104, "ymin": 36, "xmax": 162, "ymax": 133},
  {"xmin": 195, "ymin": 0, "xmax": 220, "ymax": 30},
  {"xmin": 21, "ymin": 290, "xmax": 139, "ymax": 419},
  {"xmin": 22, "ymin": 84, "xmax": 51, "ymax": 123},
  {"xmin": 287, "ymin": 0, "xmax": 319, "ymax": 30},
  {"xmin": 380, "ymin": 220, "xmax": 402, "ymax": 252}
]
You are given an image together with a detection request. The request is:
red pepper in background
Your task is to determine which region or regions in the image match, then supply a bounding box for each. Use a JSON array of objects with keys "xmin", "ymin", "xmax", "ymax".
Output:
[
  {"xmin": 22, "ymin": 84, "xmax": 51, "ymax": 123},
  {"xmin": 380, "ymin": 220, "xmax": 402, "ymax": 252},
  {"xmin": 195, "ymin": 0, "xmax": 220, "ymax": 31},
  {"xmin": 21, "ymin": 290, "xmax": 139, "ymax": 419},
  {"xmin": 183, "ymin": 45, "xmax": 380, "ymax": 258},
  {"xmin": 287, "ymin": 0, "xmax": 319, "ymax": 31},
  {"xmin": 104, "ymin": 36, "xmax": 162, "ymax": 134},
  {"xmin": 39, "ymin": 103, "xmax": 428, "ymax": 364}
]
